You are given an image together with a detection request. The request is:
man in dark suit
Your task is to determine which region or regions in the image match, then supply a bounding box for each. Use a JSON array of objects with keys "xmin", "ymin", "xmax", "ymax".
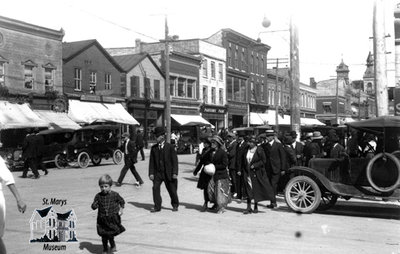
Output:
[
  {"xmin": 135, "ymin": 129, "xmax": 145, "ymax": 161},
  {"xmin": 289, "ymin": 131, "xmax": 304, "ymax": 166},
  {"xmin": 21, "ymin": 130, "xmax": 40, "ymax": 179},
  {"xmin": 116, "ymin": 133, "xmax": 143, "ymax": 187},
  {"xmin": 226, "ymin": 132, "xmax": 238, "ymax": 197},
  {"xmin": 263, "ymin": 130, "xmax": 286, "ymax": 208},
  {"xmin": 33, "ymin": 129, "xmax": 48, "ymax": 176},
  {"xmin": 235, "ymin": 132, "xmax": 248, "ymax": 200},
  {"xmin": 149, "ymin": 127, "xmax": 179, "ymax": 212}
]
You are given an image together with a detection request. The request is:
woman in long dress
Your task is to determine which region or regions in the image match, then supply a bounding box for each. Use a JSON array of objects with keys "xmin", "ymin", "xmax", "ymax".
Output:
[
  {"xmin": 208, "ymin": 135, "xmax": 230, "ymax": 214},
  {"xmin": 242, "ymin": 136, "xmax": 274, "ymax": 214},
  {"xmin": 193, "ymin": 136, "xmax": 213, "ymax": 212}
]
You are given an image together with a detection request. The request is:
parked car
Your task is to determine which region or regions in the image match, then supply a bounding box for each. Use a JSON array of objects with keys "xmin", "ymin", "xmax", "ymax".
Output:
[
  {"xmin": 56, "ymin": 125, "xmax": 123, "ymax": 168},
  {"xmin": 283, "ymin": 116, "xmax": 400, "ymax": 214}
]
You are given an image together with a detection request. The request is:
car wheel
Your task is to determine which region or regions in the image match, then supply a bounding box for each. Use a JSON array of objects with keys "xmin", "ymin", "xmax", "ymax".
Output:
[
  {"xmin": 317, "ymin": 192, "xmax": 338, "ymax": 211},
  {"xmin": 91, "ymin": 155, "xmax": 102, "ymax": 166},
  {"xmin": 392, "ymin": 150, "xmax": 400, "ymax": 162},
  {"xmin": 113, "ymin": 149, "xmax": 123, "ymax": 165},
  {"xmin": 366, "ymin": 152, "xmax": 400, "ymax": 193},
  {"xmin": 77, "ymin": 152, "xmax": 90, "ymax": 168},
  {"xmin": 284, "ymin": 175, "xmax": 321, "ymax": 214},
  {"xmin": 54, "ymin": 154, "xmax": 68, "ymax": 169}
]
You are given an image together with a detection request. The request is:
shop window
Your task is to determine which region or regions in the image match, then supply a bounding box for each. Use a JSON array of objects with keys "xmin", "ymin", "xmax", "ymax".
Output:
[
  {"xmin": 105, "ymin": 73, "xmax": 112, "ymax": 90},
  {"xmin": 74, "ymin": 68, "xmax": 81, "ymax": 91}
]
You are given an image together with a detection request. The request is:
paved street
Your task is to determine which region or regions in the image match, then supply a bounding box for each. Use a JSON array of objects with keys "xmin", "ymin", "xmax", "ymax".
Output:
[{"xmin": 3, "ymin": 151, "xmax": 400, "ymax": 254}]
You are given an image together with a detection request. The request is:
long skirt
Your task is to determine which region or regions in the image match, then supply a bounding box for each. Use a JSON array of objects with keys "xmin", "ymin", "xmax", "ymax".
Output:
[
  {"xmin": 207, "ymin": 178, "xmax": 231, "ymax": 208},
  {"xmin": 97, "ymin": 214, "xmax": 125, "ymax": 237}
]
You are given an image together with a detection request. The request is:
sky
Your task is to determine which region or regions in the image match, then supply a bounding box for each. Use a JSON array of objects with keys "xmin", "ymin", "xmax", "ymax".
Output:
[{"xmin": 1, "ymin": 0, "xmax": 396, "ymax": 84}]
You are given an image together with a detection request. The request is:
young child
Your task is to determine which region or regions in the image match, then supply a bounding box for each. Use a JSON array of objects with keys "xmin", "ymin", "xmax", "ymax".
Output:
[{"xmin": 91, "ymin": 174, "xmax": 125, "ymax": 254}]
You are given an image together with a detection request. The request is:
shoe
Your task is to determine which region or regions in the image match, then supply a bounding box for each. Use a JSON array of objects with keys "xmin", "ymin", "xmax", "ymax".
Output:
[
  {"xmin": 20, "ymin": 175, "xmax": 27, "ymax": 178},
  {"xmin": 141, "ymin": 159, "xmax": 145, "ymax": 161},
  {"xmin": 266, "ymin": 203, "xmax": 277, "ymax": 209},
  {"xmin": 115, "ymin": 182, "xmax": 122, "ymax": 187},
  {"xmin": 253, "ymin": 208, "xmax": 259, "ymax": 214},
  {"xmin": 243, "ymin": 209, "xmax": 253, "ymax": 215},
  {"xmin": 172, "ymin": 207, "xmax": 178, "ymax": 212},
  {"xmin": 43, "ymin": 169, "xmax": 48, "ymax": 175},
  {"xmin": 34, "ymin": 175, "xmax": 40, "ymax": 179},
  {"xmin": 217, "ymin": 208, "xmax": 225, "ymax": 214},
  {"xmin": 102, "ymin": 251, "xmax": 107, "ymax": 254},
  {"xmin": 200, "ymin": 203, "xmax": 208, "ymax": 212},
  {"xmin": 110, "ymin": 246, "xmax": 117, "ymax": 252},
  {"xmin": 210, "ymin": 204, "xmax": 217, "ymax": 211},
  {"xmin": 150, "ymin": 208, "xmax": 161, "ymax": 213}
]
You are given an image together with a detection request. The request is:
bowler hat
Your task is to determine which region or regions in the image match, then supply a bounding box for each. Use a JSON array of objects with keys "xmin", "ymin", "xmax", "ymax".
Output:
[
  {"xmin": 290, "ymin": 131, "xmax": 297, "ymax": 138},
  {"xmin": 247, "ymin": 135, "xmax": 258, "ymax": 144},
  {"xmin": 311, "ymin": 131, "xmax": 323, "ymax": 140},
  {"xmin": 265, "ymin": 129, "xmax": 276, "ymax": 136},
  {"xmin": 122, "ymin": 132, "xmax": 130, "ymax": 138},
  {"xmin": 211, "ymin": 135, "xmax": 224, "ymax": 146},
  {"xmin": 154, "ymin": 127, "xmax": 165, "ymax": 137},
  {"xmin": 284, "ymin": 135, "xmax": 294, "ymax": 145}
]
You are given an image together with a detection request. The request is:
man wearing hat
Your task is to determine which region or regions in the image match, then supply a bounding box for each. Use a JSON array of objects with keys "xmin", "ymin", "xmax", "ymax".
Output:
[
  {"xmin": 226, "ymin": 132, "xmax": 238, "ymax": 197},
  {"xmin": 116, "ymin": 133, "xmax": 143, "ymax": 187},
  {"xmin": 304, "ymin": 131, "xmax": 324, "ymax": 166},
  {"xmin": 234, "ymin": 132, "xmax": 248, "ymax": 199},
  {"xmin": 262, "ymin": 129, "xmax": 286, "ymax": 208},
  {"xmin": 148, "ymin": 127, "xmax": 179, "ymax": 212}
]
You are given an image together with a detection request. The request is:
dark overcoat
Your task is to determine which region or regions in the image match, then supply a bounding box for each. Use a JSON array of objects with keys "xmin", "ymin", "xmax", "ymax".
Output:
[
  {"xmin": 193, "ymin": 147, "xmax": 213, "ymax": 189},
  {"xmin": 149, "ymin": 142, "xmax": 178, "ymax": 181},
  {"xmin": 211, "ymin": 148, "xmax": 229, "ymax": 182},
  {"xmin": 243, "ymin": 146, "xmax": 274, "ymax": 202},
  {"xmin": 235, "ymin": 141, "xmax": 249, "ymax": 174},
  {"xmin": 262, "ymin": 141, "xmax": 287, "ymax": 174}
]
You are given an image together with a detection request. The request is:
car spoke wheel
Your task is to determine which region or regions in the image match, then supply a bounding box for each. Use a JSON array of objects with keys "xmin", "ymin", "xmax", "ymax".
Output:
[
  {"xmin": 77, "ymin": 152, "xmax": 90, "ymax": 168},
  {"xmin": 91, "ymin": 155, "xmax": 102, "ymax": 166},
  {"xmin": 54, "ymin": 154, "xmax": 68, "ymax": 169},
  {"xmin": 113, "ymin": 149, "xmax": 123, "ymax": 165},
  {"xmin": 284, "ymin": 176, "xmax": 321, "ymax": 214},
  {"xmin": 317, "ymin": 193, "xmax": 338, "ymax": 211}
]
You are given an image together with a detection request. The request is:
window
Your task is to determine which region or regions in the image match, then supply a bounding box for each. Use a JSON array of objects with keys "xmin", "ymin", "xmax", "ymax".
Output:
[
  {"xmin": 202, "ymin": 59, "xmax": 208, "ymax": 77},
  {"xmin": 367, "ymin": 82, "xmax": 373, "ymax": 94},
  {"xmin": 44, "ymin": 68, "xmax": 54, "ymax": 92},
  {"xmin": 323, "ymin": 102, "xmax": 332, "ymax": 113},
  {"xmin": 144, "ymin": 77, "xmax": 151, "ymax": 98},
  {"xmin": 0, "ymin": 62, "xmax": 5, "ymax": 86},
  {"xmin": 89, "ymin": 71, "xmax": 96, "ymax": 94},
  {"xmin": 24, "ymin": 65, "xmax": 34, "ymax": 89},
  {"xmin": 105, "ymin": 73, "xmax": 112, "ymax": 90},
  {"xmin": 211, "ymin": 87, "xmax": 216, "ymax": 104},
  {"xmin": 261, "ymin": 57, "xmax": 264, "ymax": 75},
  {"xmin": 170, "ymin": 77, "xmax": 176, "ymax": 96},
  {"xmin": 255, "ymin": 56, "xmax": 259, "ymax": 75},
  {"xmin": 219, "ymin": 88, "xmax": 223, "ymax": 105},
  {"xmin": 250, "ymin": 82, "xmax": 255, "ymax": 102},
  {"xmin": 178, "ymin": 78, "xmax": 185, "ymax": 97},
  {"xmin": 250, "ymin": 54, "xmax": 254, "ymax": 73},
  {"xmin": 218, "ymin": 63, "xmax": 223, "ymax": 81},
  {"xmin": 234, "ymin": 47, "xmax": 238, "ymax": 68},
  {"xmin": 154, "ymin": 79, "xmax": 160, "ymax": 99},
  {"xmin": 261, "ymin": 82, "xmax": 264, "ymax": 102},
  {"xmin": 211, "ymin": 61, "xmax": 216, "ymax": 79},
  {"xmin": 227, "ymin": 77, "xmax": 233, "ymax": 100},
  {"xmin": 234, "ymin": 78, "xmax": 240, "ymax": 101},
  {"xmin": 187, "ymin": 79, "xmax": 195, "ymax": 98},
  {"xmin": 241, "ymin": 48, "xmax": 246, "ymax": 70},
  {"xmin": 130, "ymin": 76, "xmax": 139, "ymax": 97},
  {"xmin": 240, "ymin": 79, "xmax": 246, "ymax": 102},
  {"xmin": 227, "ymin": 45, "xmax": 232, "ymax": 67},
  {"xmin": 203, "ymin": 86, "xmax": 208, "ymax": 103}
]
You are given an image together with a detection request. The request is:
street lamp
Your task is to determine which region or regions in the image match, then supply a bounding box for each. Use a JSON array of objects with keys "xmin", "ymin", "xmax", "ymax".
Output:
[{"xmin": 261, "ymin": 15, "xmax": 301, "ymax": 139}]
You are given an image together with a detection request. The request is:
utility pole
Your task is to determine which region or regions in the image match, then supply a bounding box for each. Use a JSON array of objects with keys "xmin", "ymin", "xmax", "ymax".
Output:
[
  {"xmin": 373, "ymin": 0, "xmax": 389, "ymax": 116},
  {"xmin": 164, "ymin": 16, "xmax": 171, "ymax": 142},
  {"xmin": 290, "ymin": 15, "xmax": 301, "ymax": 140}
]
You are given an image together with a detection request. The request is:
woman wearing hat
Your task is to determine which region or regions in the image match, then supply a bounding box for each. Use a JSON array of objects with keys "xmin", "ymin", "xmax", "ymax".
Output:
[
  {"xmin": 242, "ymin": 136, "xmax": 274, "ymax": 214},
  {"xmin": 193, "ymin": 136, "xmax": 213, "ymax": 212},
  {"xmin": 208, "ymin": 135, "xmax": 230, "ymax": 214}
]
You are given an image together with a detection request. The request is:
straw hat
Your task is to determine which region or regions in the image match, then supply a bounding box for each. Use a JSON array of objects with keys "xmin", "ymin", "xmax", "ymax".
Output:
[
  {"xmin": 265, "ymin": 129, "xmax": 276, "ymax": 136},
  {"xmin": 211, "ymin": 136, "xmax": 224, "ymax": 146},
  {"xmin": 311, "ymin": 131, "xmax": 323, "ymax": 140}
]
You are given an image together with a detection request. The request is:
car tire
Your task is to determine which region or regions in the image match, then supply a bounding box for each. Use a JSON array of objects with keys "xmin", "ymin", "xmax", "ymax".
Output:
[
  {"xmin": 366, "ymin": 152, "xmax": 400, "ymax": 193},
  {"xmin": 284, "ymin": 175, "xmax": 321, "ymax": 214},
  {"xmin": 54, "ymin": 154, "xmax": 68, "ymax": 169},
  {"xmin": 77, "ymin": 151, "xmax": 90, "ymax": 168},
  {"xmin": 91, "ymin": 155, "xmax": 102, "ymax": 166},
  {"xmin": 112, "ymin": 149, "xmax": 123, "ymax": 165}
]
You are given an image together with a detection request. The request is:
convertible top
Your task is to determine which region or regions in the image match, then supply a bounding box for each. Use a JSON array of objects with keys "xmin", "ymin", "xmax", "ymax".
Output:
[{"xmin": 346, "ymin": 116, "xmax": 400, "ymax": 130}]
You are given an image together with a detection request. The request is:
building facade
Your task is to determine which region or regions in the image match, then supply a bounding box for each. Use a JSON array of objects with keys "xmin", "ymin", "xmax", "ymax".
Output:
[
  {"xmin": 206, "ymin": 29, "xmax": 271, "ymax": 128},
  {"xmin": 0, "ymin": 15, "xmax": 64, "ymax": 110}
]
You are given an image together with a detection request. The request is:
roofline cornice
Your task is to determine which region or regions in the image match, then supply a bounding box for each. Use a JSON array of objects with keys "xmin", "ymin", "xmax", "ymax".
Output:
[{"xmin": 0, "ymin": 15, "xmax": 64, "ymax": 41}]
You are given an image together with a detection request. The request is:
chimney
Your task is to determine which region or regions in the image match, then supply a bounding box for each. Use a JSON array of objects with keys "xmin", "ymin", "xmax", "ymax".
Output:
[
  {"xmin": 135, "ymin": 39, "xmax": 142, "ymax": 53},
  {"xmin": 310, "ymin": 77, "xmax": 316, "ymax": 88}
]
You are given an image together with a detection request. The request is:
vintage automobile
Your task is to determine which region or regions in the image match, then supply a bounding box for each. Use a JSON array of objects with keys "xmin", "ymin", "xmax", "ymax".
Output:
[
  {"xmin": 56, "ymin": 125, "xmax": 123, "ymax": 168},
  {"xmin": 283, "ymin": 116, "xmax": 400, "ymax": 214}
]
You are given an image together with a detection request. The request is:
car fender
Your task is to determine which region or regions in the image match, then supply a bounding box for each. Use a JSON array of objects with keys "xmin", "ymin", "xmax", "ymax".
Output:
[{"xmin": 287, "ymin": 166, "xmax": 342, "ymax": 195}]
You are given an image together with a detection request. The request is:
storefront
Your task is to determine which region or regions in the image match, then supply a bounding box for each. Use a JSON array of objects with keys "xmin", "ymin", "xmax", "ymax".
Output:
[
  {"xmin": 200, "ymin": 105, "xmax": 227, "ymax": 130},
  {"xmin": 227, "ymin": 101, "xmax": 248, "ymax": 128}
]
